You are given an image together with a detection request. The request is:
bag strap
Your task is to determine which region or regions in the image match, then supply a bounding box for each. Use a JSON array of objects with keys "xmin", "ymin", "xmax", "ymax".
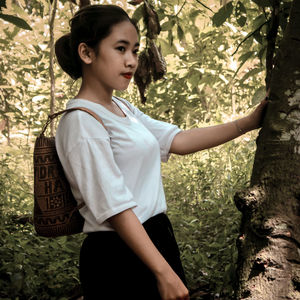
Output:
[
  {"xmin": 113, "ymin": 96, "xmax": 132, "ymax": 112},
  {"xmin": 40, "ymin": 107, "xmax": 107, "ymax": 136}
]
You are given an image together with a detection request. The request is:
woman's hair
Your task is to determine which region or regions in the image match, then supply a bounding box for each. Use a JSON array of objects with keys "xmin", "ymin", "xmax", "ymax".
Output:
[{"xmin": 55, "ymin": 5, "xmax": 138, "ymax": 80}]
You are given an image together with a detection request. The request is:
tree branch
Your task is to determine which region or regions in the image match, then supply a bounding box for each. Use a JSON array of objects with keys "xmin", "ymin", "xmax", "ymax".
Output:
[
  {"xmin": 175, "ymin": 0, "xmax": 186, "ymax": 17},
  {"xmin": 195, "ymin": 0, "xmax": 214, "ymax": 13},
  {"xmin": 232, "ymin": 20, "xmax": 269, "ymax": 56}
]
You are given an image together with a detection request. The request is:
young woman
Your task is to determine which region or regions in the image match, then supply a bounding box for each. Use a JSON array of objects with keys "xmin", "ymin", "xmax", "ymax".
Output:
[{"xmin": 55, "ymin": 4, "xmax": 267, "ymax": 300}]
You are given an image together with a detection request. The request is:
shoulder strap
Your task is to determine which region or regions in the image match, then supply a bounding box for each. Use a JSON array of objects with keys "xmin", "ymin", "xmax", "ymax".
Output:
[
  {"xmin": 65, "ymin": 107, "xmax": 107, "ymax": 129},
  {"xmin": 113, "ymin": 96, "xmax": 132, "ymax": 112},
  {"xmin": 40, "ymin": 107, "xmax": 107, "ymax": 136}
]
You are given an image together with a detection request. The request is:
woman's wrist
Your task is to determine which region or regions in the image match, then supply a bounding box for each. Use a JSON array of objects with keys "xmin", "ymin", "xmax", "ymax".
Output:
[
  {"xmin": 152, "ymin": 260, "xmax": 173, "ymax": 278},
  {"xmin": 234, "ymin": 120, "xmax": 244, "ymax": 134},
  {"xmin": 235, "ymin": 116, "xmax": 254, "ymax": 134}
]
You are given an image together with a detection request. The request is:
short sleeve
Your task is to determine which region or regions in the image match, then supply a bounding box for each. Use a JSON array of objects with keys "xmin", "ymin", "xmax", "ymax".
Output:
[
  {"xmin": 118, "ymin": 98, "xmax": 181, "ymax": 162},
  {"xmin": 66, "ymin": 137, "xmax": 137, "ymax": 224}
]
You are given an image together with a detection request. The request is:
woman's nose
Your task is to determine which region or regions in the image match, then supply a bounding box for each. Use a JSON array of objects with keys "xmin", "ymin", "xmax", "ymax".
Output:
[{"xmin": 125, "ymin": 53, "xmax": 138, "ymax": 69}]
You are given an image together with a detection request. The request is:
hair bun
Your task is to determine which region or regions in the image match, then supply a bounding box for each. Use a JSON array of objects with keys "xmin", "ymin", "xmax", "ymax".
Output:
[{"xmin": 55, "ymin": 33, "xmax": 81, "ymax": 80}]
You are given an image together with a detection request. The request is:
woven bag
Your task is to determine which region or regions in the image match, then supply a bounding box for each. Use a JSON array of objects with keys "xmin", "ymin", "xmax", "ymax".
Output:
[{"xmin": 33, "ymin": 107, "xmax": 105, "ymax": 237}]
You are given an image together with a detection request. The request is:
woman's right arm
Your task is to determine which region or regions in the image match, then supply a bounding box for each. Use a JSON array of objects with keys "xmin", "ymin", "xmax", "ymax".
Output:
[{"xmin": 108, "ymin": 208, "xmax": 189, "ymax": 300}]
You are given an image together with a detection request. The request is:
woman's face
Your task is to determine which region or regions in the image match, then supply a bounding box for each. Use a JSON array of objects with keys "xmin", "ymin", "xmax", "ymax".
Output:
[{"xmin": 87, "ymin": 21, "xmax": 139, "ymax": 92}]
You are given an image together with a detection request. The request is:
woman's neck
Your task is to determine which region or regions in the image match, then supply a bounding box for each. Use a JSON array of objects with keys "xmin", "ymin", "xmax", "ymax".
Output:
[
  {"xmin": 75, "ymin": 79, "xmax": 113, "ymax": 106},
  {"xmin": 75, "ymin": 80, "xmax": 126, "ymax": 118}
]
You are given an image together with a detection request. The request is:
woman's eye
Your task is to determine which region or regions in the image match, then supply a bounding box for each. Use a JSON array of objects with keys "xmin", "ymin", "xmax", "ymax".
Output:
[
  {"xmin": 133, "ymin": 49, "xmax": 139, "ymax": 55},
  {"xmin": 117, "ymin": 46, "xmax": 126, "ymax": 52}
]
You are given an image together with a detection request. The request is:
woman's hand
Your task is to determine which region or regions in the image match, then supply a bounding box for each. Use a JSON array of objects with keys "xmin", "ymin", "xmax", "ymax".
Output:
[
  {"xmin": 108, "ymin": 209, "xmax": 189, "ymax": 300},
  {"xmin": 244, "ymin": 91, "xmax": 270, "ymax": 131},
  {"xmin": 156, "ymin": 267, "xmax": 190, "ymax": 300},
  {"xmin": 244, "ymin": 98, "xmax": 269, "ymax": 131}
]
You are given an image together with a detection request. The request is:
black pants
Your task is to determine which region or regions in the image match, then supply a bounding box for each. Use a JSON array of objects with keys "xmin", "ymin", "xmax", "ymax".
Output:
[{"xmin": 80, "ymin": 213, "xmax": 187, "ymax": 300}]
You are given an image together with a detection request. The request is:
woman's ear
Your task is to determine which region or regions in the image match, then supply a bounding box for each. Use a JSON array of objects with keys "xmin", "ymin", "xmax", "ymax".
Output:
[{"xmin": 78, "ymin": 42, "xmax": 94, "ymax": 64}]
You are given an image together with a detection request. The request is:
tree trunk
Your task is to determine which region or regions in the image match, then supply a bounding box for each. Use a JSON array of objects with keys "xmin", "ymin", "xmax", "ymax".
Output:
[
  {"xmin": 234, "ymin": 1, "xmax": 300, "ymax": 299},
  {"xmin": 265, "ymin": 0, "xmax": 280, "ymax": 90}
]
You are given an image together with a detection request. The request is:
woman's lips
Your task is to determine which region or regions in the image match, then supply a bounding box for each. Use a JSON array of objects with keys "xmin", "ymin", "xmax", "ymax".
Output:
[{"xmin": 122, "ymin": 73, "xmax": 133, "ymax": 79}]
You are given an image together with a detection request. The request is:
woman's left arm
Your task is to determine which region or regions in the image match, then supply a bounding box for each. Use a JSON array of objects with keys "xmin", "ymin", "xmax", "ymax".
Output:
[{"xmin": 170, "ymin": 99, "xmax": 268, "ymax": 155}]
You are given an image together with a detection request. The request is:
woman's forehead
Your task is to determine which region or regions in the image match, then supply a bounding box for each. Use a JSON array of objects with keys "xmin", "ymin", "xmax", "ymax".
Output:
[{"xmin": 107, "ymin": 21, "xmax": 139, "ymax": 44}]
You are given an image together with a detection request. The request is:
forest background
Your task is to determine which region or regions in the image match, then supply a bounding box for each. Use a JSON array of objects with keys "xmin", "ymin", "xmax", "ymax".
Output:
[{"xmin": 0, "ymin": 0, "xmax": 287, "ymax": 299}]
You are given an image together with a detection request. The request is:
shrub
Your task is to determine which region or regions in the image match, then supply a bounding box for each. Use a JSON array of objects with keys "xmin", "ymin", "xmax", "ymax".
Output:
[{"xmin": 163, "ymin": 136, "xmax": 256, "ymax": 298}]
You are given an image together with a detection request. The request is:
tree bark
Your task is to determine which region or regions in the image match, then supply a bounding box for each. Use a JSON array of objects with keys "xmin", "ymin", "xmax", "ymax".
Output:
[
  {"xmin": 234, "ymin": 1, "xmax": 300, "ymax": 299},
  {"xmin": 265, "ymin": 0, "xmax": 280, "ymax": 90}
]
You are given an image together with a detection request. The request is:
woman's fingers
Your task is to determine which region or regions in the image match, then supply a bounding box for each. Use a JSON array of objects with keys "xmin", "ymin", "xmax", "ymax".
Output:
[{"xmin": 156, "ymin": 268, "xmax": 189, "ymax": 300}]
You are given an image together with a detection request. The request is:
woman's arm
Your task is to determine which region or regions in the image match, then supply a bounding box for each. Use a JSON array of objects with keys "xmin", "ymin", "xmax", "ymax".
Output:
[
  {"xmin": 170, "ymin": 99, "xmax": 268, "ymax": 155},
  {"xmin": 108, "ymin": 209, "xmax": 189, "ymax": 300}
]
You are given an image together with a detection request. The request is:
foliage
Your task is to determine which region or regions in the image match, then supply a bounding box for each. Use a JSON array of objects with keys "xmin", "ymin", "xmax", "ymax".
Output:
[
  {"xmin": 0, "ymin": 151, "xmax": 85, "ymax": 299},
  {"xmin": 121, "ymin": 0, "xmax": 272, "ymax": 128},
  {"xmin": 0, "ymin": 0, "xmax": 32, "ymax": 30},
  {"xmin": 163, "ymin": 135, "xmax": 257, "ymax": 298},
  {"xmin": 0, "ymin": 136, "xmax": 257, "ymax": 299}
]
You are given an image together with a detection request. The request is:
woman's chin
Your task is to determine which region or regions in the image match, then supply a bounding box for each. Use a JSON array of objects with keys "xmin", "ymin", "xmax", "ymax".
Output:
[{"xmin": 116, "ymin": 85, "xmax": 130, "ymax": 92}]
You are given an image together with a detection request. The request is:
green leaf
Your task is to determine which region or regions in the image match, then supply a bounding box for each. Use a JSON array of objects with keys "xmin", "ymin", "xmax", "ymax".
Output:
[
  {"xmin": 159, "ymin": 39, "xmax": 177, "ymax": 55},
  {"xmin": 258, "ymin": 46, "xmax": 267, "ymax": 64},
  {"xmin": 10, "ymin": 272, "xmax": 24, "ymax": 292},
  {"xmin": 188, "ymin": 72, "xmax": 200, "ymax": 89},
  {"xmin": 0, "ymin": 13, "xmax": 32, "ymax": 30},
  {"xmin": 235, "ymin": 1, "xmax": 247, "ymax": 27},
  {"xmin": 212, "ymin": 1, "xmax": 233, "ymax": 27},
  {"xmin": 189, "ymin": 9, "xmax": 202, "ymax": 19},
  {"xmin": 131, "ymin": 3, "xmax": 144, "ymax": 23},
  {"xmin": 233, "ymin": 50, "xmax": 255, "ymax": 80},
  {"xmin": 12, "ymin": 4, "xmax": 28, "ymax": 19},
  {"xmin": 10, "ymin": 25, "xmax": 20, "ymax": 39},
  {"xmin": 238, "ymin": 51, "xmax": 255, "ymax": 63},
  {"xmin": 240, "ymin": 68, "xmax": 261, "ymax": 84},
  {"xmin": 252, "ymin": 86, "xmax": 266, "ymax": 104},
  {"xmin": 252, "ymin": 0, "xmax": 272, "ymax": 8},
  {"xmin": 0, "ymin": 0, "xmax": 6, "ymax": 10},
  {"xmin": 237, "ymin": 15, "xmax": 247, "ymax": 28},
  {"xmin": 253, "ymin": 14, "xmax": 266, "ymax": 29},
  {"xmin": 253, "ymin": 30, "xmax": 263, "ymax": 44},
  {"xmin": 161, "ymin": 18, "xmax": 176, "ymax": 31},
  {"xmin": 177, "ymin": 24, "xmax": 184, "ymax": 41},
  {"xmin": 167, "ymin": 29, "xmax": 174, "ymax": 46}
]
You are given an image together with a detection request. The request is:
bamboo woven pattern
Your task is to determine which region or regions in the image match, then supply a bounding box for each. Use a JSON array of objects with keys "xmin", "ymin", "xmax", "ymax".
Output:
[{"xmin": 33, "ymin": 107, "xmax": 105, "ymax": 237}]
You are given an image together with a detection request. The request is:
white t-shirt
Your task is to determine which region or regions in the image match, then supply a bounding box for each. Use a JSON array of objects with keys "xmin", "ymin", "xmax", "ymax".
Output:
[{"xmin": 55, "ymin": 97, "xmax": 181, "ymax": 232}]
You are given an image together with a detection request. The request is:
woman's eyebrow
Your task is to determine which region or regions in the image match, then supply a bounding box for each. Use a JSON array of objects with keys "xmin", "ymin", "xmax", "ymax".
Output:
[{"xmin": 116, "ymin": 40, "xmax": 140, "ymax": 47}]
